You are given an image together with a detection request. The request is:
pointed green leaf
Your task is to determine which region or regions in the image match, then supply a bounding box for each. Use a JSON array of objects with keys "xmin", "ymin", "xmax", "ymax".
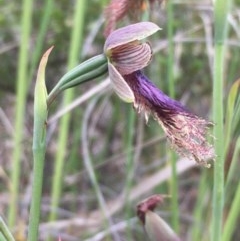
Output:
[
  {"xmin": 225, "ymin": 78, "xmax": 240, "ymax": 155},
  {"xmin": 227, "ymin": 79, "xmax": 240, "ymax": 120},
  {"xmin": 33, "ymin": 46, "xmax": 53, "ymax": 148}
]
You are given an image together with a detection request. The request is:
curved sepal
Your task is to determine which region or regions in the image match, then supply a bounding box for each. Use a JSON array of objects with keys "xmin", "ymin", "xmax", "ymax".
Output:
[
  {"xmin": 108, "ymin": 62, "xmax": 135, "ymax": 102},
  {"xmin": 104, "ymin": 22, "xmax": 161, "ymax": 51}
]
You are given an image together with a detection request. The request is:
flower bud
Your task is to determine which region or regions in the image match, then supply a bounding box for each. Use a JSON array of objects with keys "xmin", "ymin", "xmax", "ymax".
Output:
[
  {"xmin": 137, "ymin": 195, "xmax": 181, "ymax": 241},
  {"xmin": 145, "ymin": 211, "xmax": 181, "ymax": 241}
]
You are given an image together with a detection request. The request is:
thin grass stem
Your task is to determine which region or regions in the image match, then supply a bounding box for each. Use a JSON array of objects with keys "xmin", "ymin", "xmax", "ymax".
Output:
[
  {"xmin": 191, "ymin": 170, "xmax": 209, "ymax": 241},
  {"xmin": 222, "ymin": 139, "xmax": 240, "ymax": 241},
  {"xmin": 225, "ymin": 137, "xmax": 240, "ymax": 190},
  {"xmin": 27, "ymin": 47, "xmax": 52, "ymax": 241},
  {"xmin": 8, "ymin": 0, "xmax": 33, "ymax": 227},
  {"xmin": 167, "ymin": 0, "xmax": 179, "ymax": 233},
  {"xmin": 49, "ymin": 0, "xmax": 86, "ymax": 222},
  {"xmin": 28, "ymin": 0, "xmax": 54, "ymax": 82},
  {"xmin": 0, "ymin": 217, "xmax": 15, "ymax": 241},
  {"xmin": 123, "ymin": 107, "xmax": 136, "ymax": 239},
  {"xmin": 212, "ymin": 0, "xmax": 232, "ymax": 240},
  {"xmin": 212, "ymin": 33, "xmax": 226, "ymax": 241},
  {"xmin": 82, "ymin": 97, "xmax": 121, "ymax": 241}
]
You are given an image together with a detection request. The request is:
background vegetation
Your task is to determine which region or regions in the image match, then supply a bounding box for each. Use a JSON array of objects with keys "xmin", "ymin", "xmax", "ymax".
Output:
[{"xmin": 0, "ymin": 0, "xmax": 239, "ymax": 240}]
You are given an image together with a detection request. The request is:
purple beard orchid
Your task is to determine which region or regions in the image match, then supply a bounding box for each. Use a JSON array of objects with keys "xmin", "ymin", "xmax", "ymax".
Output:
[{"xmin": 104, "ymin": 22, "xmax": 214, "ymax": 167}]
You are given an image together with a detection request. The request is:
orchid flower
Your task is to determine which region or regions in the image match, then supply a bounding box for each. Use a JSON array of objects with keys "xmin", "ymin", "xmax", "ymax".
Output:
[{"xmin": 104, "ymin": 22, "xmax": 214, "ymax": 167}]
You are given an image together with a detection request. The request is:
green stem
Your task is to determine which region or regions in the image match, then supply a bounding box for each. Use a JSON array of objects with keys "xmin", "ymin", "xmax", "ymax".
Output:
[
  {"xmin": 123, "ymin": 107, "xmax": 135, "ymax": 241},
  {"xmin": 0, "ymin": 217, "xmax": 15, "ymax": 241},
  {"xmin": 225, "ymin": 137, "xmax": 240, "ymax": 191},
  {"xmin": 169, "ymin": 152, "xmax": 179, "ymax": 232},
  {"xmin": 221, "ymin": 137, "xmax": 240, "ymax": 241},
  {"xmin": 167, "ymin": 0, "xmax": 179, "ymax": 232},
  {"xmin": 124, "ymin": 107, "xmax": 136, "ymax": 211},
  {"xmin": 167, "ymin": 0, "xmax": 175, "ymax": 99},
  {"xmin": 191, "ymin": 170, "xmax": 209, "ymax": 240},
  {"xmin": 8, "ymin": 0, "xmax": 33, "ymax": 227},
  {"xmin": 27, "ymin": 47, "xmax": 52, "ymax": 241},
  {"xmin": 212, "ymin": 0, "xmax": 231, "ymax": 240},
  {"xmin": 222, "ymin": 140, "xmax": 240, "ymax": 241},
  {"xmin": 28, "ymin": 0, "xmax": 54, "ymax": 82},
  {"xmin": 49, "ymin": 0, "xmax": 86, "ymax": 222},
  {"xmin": 81, "ymin": 97, "xmax": 120, "ymax": 241},
  {"xmin": 212, "ymin": 39, "xmax": 226, "ymax": 241},
  {"xmin": 28, "ymin": 139, "xmax": 46, "ymax": 241}
]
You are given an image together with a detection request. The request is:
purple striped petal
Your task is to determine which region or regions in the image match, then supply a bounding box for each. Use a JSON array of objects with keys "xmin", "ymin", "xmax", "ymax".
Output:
[{"xmin": 109, "ymin": 41, "xmax": 152, "ymax": 75}]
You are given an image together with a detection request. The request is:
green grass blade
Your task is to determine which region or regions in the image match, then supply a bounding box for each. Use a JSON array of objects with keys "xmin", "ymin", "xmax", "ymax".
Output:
[
  {"xmin": 222, "ymin": 156, "xmax": 240, "ymax": 241},
  {"xmin": 28, "ymin": 0, "xmax": 54, "ymax": 82},
  {"xmin": 212, "ymin": 0, "xmax": 232, "ymax": 240},
  {"xmin": 167, "ymin": 0, "xmax": 179, "ymax": 233},
  {"xmin": 191, "ymin": 170, "xmax": 209, "ymax": 241},
  {"xmin": 81, "ymin": 97, "xmax": 121, "ymax": 241},
  {"xmin": 225, "ymin": 137, "xmax": 240, "ymax": 200},
  {"xmin": 8, "ymin": 0, "xmax": 33, "ymax": 227},
  {"xmin": 224, "ymin": 79, "xmax": 240, "ymax": 157},
  {"xmin": 49, "ymin": 0, "xmax": 86, "ymax": 222},
  {"xmin": 123, "ymin": 106, "xmax": 136, "ymax": 241},
  {"xmin": 0, "ymin": 217, "xmax": 15, "ymax": 241},
  {"xmin": 28, "ymin": 47, "xmax": 53, "ymax": 241}
]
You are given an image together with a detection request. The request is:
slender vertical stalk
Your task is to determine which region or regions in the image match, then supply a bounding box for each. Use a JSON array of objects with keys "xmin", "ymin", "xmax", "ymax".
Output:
[
  {"xmin": 167, "ymin": 0, "xmax": 175, "ymax": 99},
  {"xmin": 49, "ymin": 0, "xmax": 86, "ymax": 221},
  {"xmin": 0, "ymin": 217, "xmax": 15, "ymax": 241},
  {"xmin": 28, "ymin": 0, "xmax": 54, "ymax": 82},
  {"xmin": 28, "ymin": 138, "xmax": 46, "ymax": 241},
  {"xmin": 212, "ymin": 0, "xmax": 231, "ymax": 240},
  {"xmin": 124, "ymin": 107, "xmax": 136, "ymax": 211},
  {"xmin": 28, "ymin": 47, "xmax": 52, "ymax": 241},
  {"xmin": 82, "ymin": 97, "xmax": 121, "ymax": 241},
  {"xmin": 8, "ymin": 0, "xmax": 33, "ymax": 227},
  {"xmin": 123, "ymin": 106, "xmax": 135, "ymax": 240},
  {"xmin": 222, "ymin": 139, "xmax": 240, "ymax": 241},
  {"xmin": 212, "ymin": 26, "xmax": 225, "ymax": 241},
  {"xmin": 167, "ymin": 0, "xmax": 179, "ymax": 232},
  {"xmin": 191, "ymin": 170, "xmax": 209, "ymax": 241}
]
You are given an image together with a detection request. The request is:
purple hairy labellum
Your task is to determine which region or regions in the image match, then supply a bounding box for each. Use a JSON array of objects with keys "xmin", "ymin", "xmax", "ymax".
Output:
[
  {"xmin": 124, "ymin": 71, "xmax": 214, "ymax": 167},
  {"xmin": 104, "ymin": 22, "xmax": 214, "ymax": 166}
]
